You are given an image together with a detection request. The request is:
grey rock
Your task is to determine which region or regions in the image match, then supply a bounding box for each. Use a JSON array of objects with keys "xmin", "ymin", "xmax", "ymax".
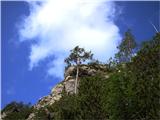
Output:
[
  {"xmin": 26, "ymin": 64, "xmax": 109, "ymax": 120},
  {"xmin": 64, "ymin": 66, "xmax": 76, "ymax": 77},
  {"xmin": 26, "ymin": 113, "xmax": 35, "ymax": 120},
  {"xmin": 64, "ymin": 79, "xmax": 75, "ymax": 93}
]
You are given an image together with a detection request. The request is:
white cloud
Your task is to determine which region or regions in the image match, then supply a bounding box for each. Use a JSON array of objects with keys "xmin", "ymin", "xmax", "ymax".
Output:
[{"xmin": 18, "ymin": 0, "xmax": 121, "ymax": 78}]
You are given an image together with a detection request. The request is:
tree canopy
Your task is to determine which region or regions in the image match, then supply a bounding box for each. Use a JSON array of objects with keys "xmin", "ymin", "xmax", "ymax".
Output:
[
  {"xmin": 65, "ymin": 46, "xmax": 93, "ymax": 93},
  {"xmin": 116, "ymin": 29, "xmax": 137, "ymax": 63},
  {"xmin": 64, "ymin": 46, "xmax": 93, "ymax": 67}
]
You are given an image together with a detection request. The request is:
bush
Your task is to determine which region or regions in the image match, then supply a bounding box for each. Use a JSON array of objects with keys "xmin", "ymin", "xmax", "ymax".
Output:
[
  {"xmin": 2, "ymin": 101, "xmax": 33, "ymax": 120},
  {"xmin": 47, "ymin": 75, "xmax": 109, "ymax": 120}
]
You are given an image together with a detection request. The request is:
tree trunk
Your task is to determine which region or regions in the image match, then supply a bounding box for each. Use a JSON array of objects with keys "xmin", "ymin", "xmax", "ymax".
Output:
[{"xmin": 75, "ymin": 58, "xmax": 79, "ymax": 94}]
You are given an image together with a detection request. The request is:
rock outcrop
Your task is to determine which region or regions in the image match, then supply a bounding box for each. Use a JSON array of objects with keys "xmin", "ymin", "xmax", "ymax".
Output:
[{"xmin": 27, "ymin": 64, "xmax": 108, "ymax": 120}]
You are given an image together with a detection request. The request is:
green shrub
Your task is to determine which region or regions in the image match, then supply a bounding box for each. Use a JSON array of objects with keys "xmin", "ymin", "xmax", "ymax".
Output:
[{"xmin": 2, "ymin": 101, "xmax": 33, "ymax": 120}]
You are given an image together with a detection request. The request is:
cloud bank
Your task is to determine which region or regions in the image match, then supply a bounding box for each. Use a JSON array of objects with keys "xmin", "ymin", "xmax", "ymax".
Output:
[{"xmin": 19, "ymin": 0, "xmax": 121, "ymax": 78}]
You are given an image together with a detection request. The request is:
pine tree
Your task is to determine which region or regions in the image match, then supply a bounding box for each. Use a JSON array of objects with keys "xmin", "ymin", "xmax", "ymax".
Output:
[
  {"xmin": 65, "ymin": 46, "xmax": 93, "ymax": 94},
  {"xmin": 116, "ymin": 29, "xmax": 137, "ymax": 63}
]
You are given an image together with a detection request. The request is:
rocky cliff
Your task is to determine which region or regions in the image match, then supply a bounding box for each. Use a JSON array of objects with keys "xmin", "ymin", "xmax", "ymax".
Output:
[{"xmin": 26, "ymin": 64, "xmax": 108, "ymax": 119}]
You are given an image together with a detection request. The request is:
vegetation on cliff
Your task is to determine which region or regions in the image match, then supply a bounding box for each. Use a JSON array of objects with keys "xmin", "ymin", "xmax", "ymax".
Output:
[
  {"xmin": 2, "ymin": 32, "xmax": 160, "ymax": 120},
  {"xmin": 1, "ymin": 102, "xmax": 33, "ymax": 120}
]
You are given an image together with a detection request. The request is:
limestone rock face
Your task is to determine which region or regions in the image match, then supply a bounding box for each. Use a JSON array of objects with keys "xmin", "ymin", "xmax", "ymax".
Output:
[
  {"xmin": 34, "ymin": 83, "xmax": 64, "ymax": 110},
  {"xmin": 32, "ymin": 64, "xmax": 108, "ymax": 110},
  {"xmin": 26, "ymin": 113, "xmax": 35, "ymax": 120},
  {"xmin": 64, "ymin": 66, "xmax": 76, "ymax": 78},
  {"xmin": 64, "ymin": 79, "xmax": 75, "ymax": 93},
  {"xmin": 27, "ymin": 64, "xmax": 108, "ymax": 120}
]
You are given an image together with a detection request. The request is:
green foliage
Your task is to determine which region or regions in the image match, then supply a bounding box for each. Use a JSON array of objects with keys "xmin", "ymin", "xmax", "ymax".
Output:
[
  {"xmin": 116, "ymin": 29, "xmax": 137, "ymax": 63},
  {"xmin": 65, "ymin": 46, "xmax": 93, "ymax": 94},
  {"xmin": 105, "ymin": 67, "xmax": 136, "ymax": 120},
  {"xmin": 2, "ymin": 101, "xmax": 33, "ymax": 120},
  {"xmin": 2, "ymin": 33, "xmax": 159, "ymax": 120},
  {"xmin": 49, "ymin": 33, "xmax": 160, "ymax": 120},
  {"xmin": 78, "ymin": 75, "xmax": 109, "ymax": 119},
  {"xmin": 33, "ymin": 107, "xmax": 51, "ymax": 120},
  {"xmin": 106, "ymin": 33, "xmax": 160, "ymax": 120},
  {"xmin": 129, "ymin": 33, "xmax": 160, "ymax": 119},
  {"xmin": 46, "ymin": 75, "xmax": 109, "ymax": 120},
  {"xmin": 106, "ymin": 57, "xmax": 118, "ymax": 71},
  {"xmin": 49, "ymin": 94, "xmax": 82, "ymax": 120},
  {"xmin": 64, "ymin": 46, "xmax": 93, "ymax": 66}
]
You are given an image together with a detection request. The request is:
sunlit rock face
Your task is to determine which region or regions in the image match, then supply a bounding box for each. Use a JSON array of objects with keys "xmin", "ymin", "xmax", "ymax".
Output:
[
  {"xmin": 33, "ymin": 64, "xmax": 107, "ymax": 108},
  {"xmin": 27, "ymin": 64, "xmax": 109, "ymax": 120}
]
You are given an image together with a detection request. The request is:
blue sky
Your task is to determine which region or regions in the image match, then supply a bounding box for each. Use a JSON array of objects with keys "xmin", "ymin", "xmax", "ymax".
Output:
[{"xmin": 1, "ymin": 1, "xmax": 159, "ymax": 109}]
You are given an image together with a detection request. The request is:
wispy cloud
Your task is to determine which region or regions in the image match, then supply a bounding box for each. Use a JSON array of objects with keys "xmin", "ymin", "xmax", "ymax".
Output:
[
  {"xmin": 6, "ymin": 87, "xmax": 15, "ymax": 95},
  {"xmin": 18, "ymin": 0, "xmax": 121, "ymax": 78}
]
